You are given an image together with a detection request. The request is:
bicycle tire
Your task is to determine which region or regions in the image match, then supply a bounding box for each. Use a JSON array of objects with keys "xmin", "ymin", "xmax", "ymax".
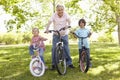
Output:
[
  {"xmin": 55, "ymin": 46, "xmax": 67, "ymax": 75},
  {"xmin": 29, "ymin": 57, "xmax": 45, "ymax": 77},
  {"xmin": 80, "ymin": 50, "xmax": 89, "ymax": 73}
]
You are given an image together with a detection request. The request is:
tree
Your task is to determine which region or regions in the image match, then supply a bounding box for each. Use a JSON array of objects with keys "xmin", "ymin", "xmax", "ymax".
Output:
[
  {"xmin": 0, "ymin": 0, "xmax": 69, "ymax": 32},
  {"xmin": 84, "ymin": 0, "xmax": 120, "ymax": 45},
  {"xmin": 0, "ymin": 0, "xmax": 84, "ymax": 33},
  {"xmin": 103, "ymin": 0, "xmax": 120, "ymax": 45},
  {"xmin": 0, "ymin": 0, "xmax": 42, "ymax": 32}
]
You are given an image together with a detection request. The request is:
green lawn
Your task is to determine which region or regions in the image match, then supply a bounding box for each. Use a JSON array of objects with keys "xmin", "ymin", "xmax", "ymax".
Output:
[{"xmin": 0, "ymin": 42, "xmax": 120, "ymax": 80}]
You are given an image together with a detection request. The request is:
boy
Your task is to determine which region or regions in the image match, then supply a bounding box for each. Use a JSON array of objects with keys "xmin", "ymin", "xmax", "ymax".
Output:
[{"xmin": 74, "ymin": 18, "xmax": 92, "ymax": 67}]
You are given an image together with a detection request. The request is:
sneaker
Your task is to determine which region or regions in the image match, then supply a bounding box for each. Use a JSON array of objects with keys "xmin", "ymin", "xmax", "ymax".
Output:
[
  {"xmin": 50, "ymin": 65, "xmax": 56, "ymax": 70},
  {"xmin": 68, "ymin": 64, "xmax": 75, "ymax": 68}
]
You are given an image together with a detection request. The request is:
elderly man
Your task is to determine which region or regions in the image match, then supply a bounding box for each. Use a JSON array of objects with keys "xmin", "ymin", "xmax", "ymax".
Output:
[{"xmin": 45, "ymin": 4, "xmax": 75, "ymax": 70}]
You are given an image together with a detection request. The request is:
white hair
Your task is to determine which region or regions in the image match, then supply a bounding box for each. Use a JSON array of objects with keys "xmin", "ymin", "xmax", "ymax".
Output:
[{"xmin": 56, "ymin": 4, "xmax": 65, "ymax": 9}]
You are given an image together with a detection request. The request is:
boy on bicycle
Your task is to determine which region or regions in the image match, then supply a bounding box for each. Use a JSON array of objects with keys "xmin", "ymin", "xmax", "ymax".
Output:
[
  {"xmin": 74, "ymin": 18, "xmax": 92, "ymax": 67},
  {"xmin": 29, "ymin": 28, "xmax": 48, "ymax": 69}
]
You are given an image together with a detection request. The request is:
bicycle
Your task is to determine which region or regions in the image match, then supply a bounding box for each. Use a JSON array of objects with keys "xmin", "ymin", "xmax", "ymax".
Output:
[
  {"xmin": 72, "ymin": 32, "xmax": 90, "ymax": 73},
  {"xmin": 29, "ymin": 48, "xmax": 45, "ymax": 77},
  {"xmin": 45, "ymin": 26, "xmax": 71, "ymax": 75}
]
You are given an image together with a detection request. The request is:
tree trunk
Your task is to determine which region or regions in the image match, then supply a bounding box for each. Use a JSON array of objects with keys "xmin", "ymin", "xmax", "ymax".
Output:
[
  {"xmin": 118, "ymin": 22, "xmax": 120, "ymax": 46},
  {"xmin": 53, "ymin": 0, "xmax": 56, "ymax": 13},
  {"xmin": 116, "ymin": 14, "xmax": 120, "ymax": 46}
]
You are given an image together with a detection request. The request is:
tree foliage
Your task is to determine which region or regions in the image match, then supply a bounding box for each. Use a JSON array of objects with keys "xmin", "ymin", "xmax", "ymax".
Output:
[
  {"xmin": 0, "ymin": 0, "xmax": 83, "ymax": 32},
  {"xmin": 103, "ymin": 0, "xmax": 120, "ymax": 45},
  {"xmin": 87, "ymin": 1, "xmax": 116, "ymax": 33}
]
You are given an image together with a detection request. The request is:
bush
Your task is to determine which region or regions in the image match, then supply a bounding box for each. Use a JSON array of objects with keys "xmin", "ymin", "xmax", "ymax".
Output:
[
  {"xmin": 0, "ymin": 34, "xmax": 4, "ymax": 43},
  {"xmin": 15, "ymin": 33, "xmax": 23, "ymax": 44},
  {"xmin": 0, "ymin": 32, "xmax": 32, "ymax": 45},
  {"xmin": 3, "ymin": 33, "xmax": 16, "ymax": 44},
  {"xmin": 98, "ymin": 35, "xmax": 114, "ymax": 42},
  {"xmin": 22, "ymin": 32, "xmax": 32, "ymax": 43}
]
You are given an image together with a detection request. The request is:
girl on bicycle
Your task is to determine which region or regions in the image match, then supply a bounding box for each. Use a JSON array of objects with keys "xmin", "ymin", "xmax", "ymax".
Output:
[
  {"xmin": 74, "ymin": 18, "xmax": 92, "ymax": 67},
  {"xmin": 29, "ymin": 28, "xmax": 48, "ymax": 68}
]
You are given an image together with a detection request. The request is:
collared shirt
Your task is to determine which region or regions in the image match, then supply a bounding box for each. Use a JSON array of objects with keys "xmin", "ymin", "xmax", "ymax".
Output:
[
  {"xmin": 74, "ymin": 28, "xmax": 90, "ymax": 49},
  {"xmin": 49, "ymin": 12, "xmax": 70, "ymax": 36}
]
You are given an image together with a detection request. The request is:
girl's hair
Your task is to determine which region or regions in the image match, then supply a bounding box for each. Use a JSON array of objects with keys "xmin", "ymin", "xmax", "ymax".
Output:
[
  {"xmin": 32, "ymin": 28, "xmax": 39, "ymax": 33},
  {"xmin": 78, "ymin": 18, "xmax": 86, "ymax": 26}
]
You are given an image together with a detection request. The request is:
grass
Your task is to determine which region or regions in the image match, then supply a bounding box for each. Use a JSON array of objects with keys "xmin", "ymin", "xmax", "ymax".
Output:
[{"xmin": 0, "ymin": 42, "xmax": 120, "ymax": 80}]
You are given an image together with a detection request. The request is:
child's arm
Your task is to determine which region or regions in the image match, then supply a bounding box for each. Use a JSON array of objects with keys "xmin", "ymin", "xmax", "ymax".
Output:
[
  {"xmin": 30, "ymin": 37, "xmax": 34, "ymax": 45},
  {"xmin": 30, "ymin": 37, "xmax": 33, "ymax": 46},
  {"xmin": 39, "ymin": 36, "xmax": 47, "ymax": 41},
  {"xmin": 30, "ymin": 39, "xmax": 33, "ymax": 46},
  {"xmin": 88, "ymin": 31, "xmax": 92, "ymax": 37},
  {"xmin": 70, "ymin": 31, "xmax": 78, "ymax": 38}
]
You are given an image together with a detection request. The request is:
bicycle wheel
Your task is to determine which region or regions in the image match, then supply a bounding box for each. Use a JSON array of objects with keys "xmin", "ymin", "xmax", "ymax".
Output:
[
  {"xmin": 55, "ymin": 46, "xmax": 67, "ymax": 75},
  {"xmin": 80, "ymin": 50, "xmax": 89, "ymax": 73},
  {"xmin": 29, "ymin": 57, "xmax": 45, "ymax": 77}
]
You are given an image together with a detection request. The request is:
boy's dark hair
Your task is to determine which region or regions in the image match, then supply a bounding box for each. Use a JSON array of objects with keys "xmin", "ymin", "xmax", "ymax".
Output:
[{"xmin": 78, "ymin": 18, "xmax": 86, "ymax": 26}]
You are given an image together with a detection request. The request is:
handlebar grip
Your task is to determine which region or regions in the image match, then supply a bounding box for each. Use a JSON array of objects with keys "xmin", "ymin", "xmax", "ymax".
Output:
[
  {"xmin": 44, "ymin": 30, "xmax": 52, "ymax": 33},
  {"xmin": 68, "ymin": 26, "xmax": 71, "ymax": 28},
  {"xmin": 48, "ymin": 30, "xmax": 52, "ymax": 33}
]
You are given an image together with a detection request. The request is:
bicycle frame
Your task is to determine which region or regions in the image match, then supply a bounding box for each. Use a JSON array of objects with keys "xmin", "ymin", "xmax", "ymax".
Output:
[{"xmin": 46, "ymin": 26, "xmax": 71, "ymax": 75}]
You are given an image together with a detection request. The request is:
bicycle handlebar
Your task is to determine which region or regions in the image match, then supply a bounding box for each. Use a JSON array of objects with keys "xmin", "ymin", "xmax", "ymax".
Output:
[
  {"xmin": 71, "ymin": 32, "xmax": 88, "ymax": 39},
  {"xmin": 45, "ymin": 26, "xmax": 71, "ymax": 34},
  {"xmin": 72, "ymin": 32, "xmax": 88, "ymax": 47},
  {"xmin": 45, "ymin": 26, "xmax": 71, "ymax": 41}
]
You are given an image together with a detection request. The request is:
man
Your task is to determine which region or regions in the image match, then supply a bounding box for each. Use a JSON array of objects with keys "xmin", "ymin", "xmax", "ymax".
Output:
[{"xmin": 45, "ymin": 4, "xmax": 75, "ymax": 70}]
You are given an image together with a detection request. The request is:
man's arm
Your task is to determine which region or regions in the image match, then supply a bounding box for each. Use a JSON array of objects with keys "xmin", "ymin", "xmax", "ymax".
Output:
[
  {"xmin": 45, "ymin": 20, "xmax": 52, "ymax": 33},
  {"xmin": 67, "ymin": 18, "xmax": 71, "ymax": 26},
  {"xmin": 66, "ymin": 13, "xmax": 71, "ymax": 27}
]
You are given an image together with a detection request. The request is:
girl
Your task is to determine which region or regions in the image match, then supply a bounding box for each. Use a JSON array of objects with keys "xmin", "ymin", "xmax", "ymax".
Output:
[{"xmin": 29, "ymin": 28, "xmax": 48, "ymax": 68}]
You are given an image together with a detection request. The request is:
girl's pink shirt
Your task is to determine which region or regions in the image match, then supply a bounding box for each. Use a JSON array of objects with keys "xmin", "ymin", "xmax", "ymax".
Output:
[{"xmin": 31, "ymin": 35, "xmax": 45, "ymax": 49}]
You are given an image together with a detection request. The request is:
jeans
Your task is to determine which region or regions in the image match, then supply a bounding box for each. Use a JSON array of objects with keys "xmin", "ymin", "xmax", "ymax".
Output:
[
  {"xmin": 52, "ymin": 34, "xmax": 72, "ymax": 66},
  {"xmin": 29, "ymin": 45, "xmax": 44, "ymax": 63}
]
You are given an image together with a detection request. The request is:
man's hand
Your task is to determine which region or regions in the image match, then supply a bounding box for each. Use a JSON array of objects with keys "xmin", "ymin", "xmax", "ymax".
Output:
[{"xmin": 44, "ymin": 29, "xmax": 49, "ymax": 34}]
